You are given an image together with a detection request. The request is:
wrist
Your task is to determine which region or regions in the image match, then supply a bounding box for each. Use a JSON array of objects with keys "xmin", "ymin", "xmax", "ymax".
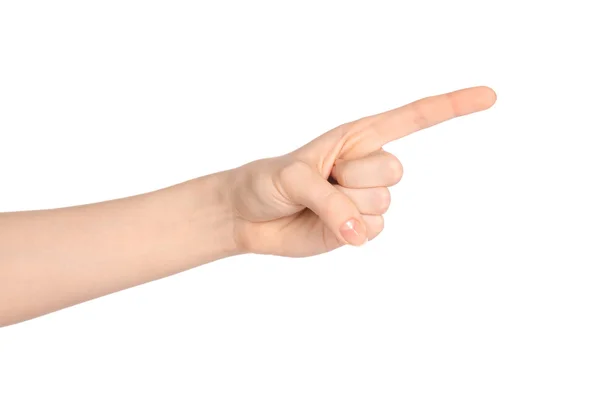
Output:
[{"xmin": 186, "ymin": 169, "xmax": 243, "ymax": 260}]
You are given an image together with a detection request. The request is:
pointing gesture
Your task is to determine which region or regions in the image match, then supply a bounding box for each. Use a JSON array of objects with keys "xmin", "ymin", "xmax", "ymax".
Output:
[
  {"xmin": 230, "ymin": 86, "xmax": 497, "ymax": 256},
  {"xmin": 0, "ymin": 85, "xmax": 496, "ymax": 325},
  {"xmin": 297, "ymin": 86, "xmax": 497, "ymax": 161}
]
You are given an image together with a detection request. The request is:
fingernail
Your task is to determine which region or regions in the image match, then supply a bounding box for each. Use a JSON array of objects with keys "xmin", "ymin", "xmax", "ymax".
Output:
[{"xmin": 339, "ymin": 218, "xmax": 368, "ymax": 246}]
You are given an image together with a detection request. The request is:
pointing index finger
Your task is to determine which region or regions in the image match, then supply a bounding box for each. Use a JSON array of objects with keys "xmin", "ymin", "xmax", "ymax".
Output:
[{"xmin": 368, "ymin": 86, "xmax": 496, "ymax": 146}]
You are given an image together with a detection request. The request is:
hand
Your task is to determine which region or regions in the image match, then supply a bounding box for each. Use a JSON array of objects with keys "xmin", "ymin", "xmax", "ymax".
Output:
[
  {"xmin": 228, "ymin": 86, "xmax": 496, "ymax": 257},
  {"xmin": 0, "ymin": 85, "xmax": 496, "ymax": 326}
]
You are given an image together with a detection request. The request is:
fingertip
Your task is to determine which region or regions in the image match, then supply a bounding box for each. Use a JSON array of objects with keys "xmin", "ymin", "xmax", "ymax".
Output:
[
  {"xmin": 339, "ymin": 217, "xmax": 368, "ymax": 246},
  {"xmin": 475, "ymin": 86, "xmax": 497, "ymax": 110},
  {"xmin": 448, "ymin": 86, "xmax": 497, "ymax": 117}
]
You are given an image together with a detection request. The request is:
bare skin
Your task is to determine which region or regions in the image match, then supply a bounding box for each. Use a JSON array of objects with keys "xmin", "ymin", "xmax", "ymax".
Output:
[{"xmin": 0, "ymin": 86, "xmax": 496, "ymax": 326}]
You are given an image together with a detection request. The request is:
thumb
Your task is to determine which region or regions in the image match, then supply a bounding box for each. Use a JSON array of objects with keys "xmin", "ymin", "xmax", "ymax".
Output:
[{"xmin": 280, "ymin": 161, "xmax": 368, "ymax": 246}]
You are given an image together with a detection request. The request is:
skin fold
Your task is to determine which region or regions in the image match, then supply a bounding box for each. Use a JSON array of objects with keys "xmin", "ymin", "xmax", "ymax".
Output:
[{"xmin": 0, "ymin": 86, "xmax": 496, "ymax": 327}]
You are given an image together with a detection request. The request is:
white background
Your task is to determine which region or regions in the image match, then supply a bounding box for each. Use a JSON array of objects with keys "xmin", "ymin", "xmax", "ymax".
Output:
[{"xmin": 1, "ymin": 1, "xmax": 599, "ymax": 396}]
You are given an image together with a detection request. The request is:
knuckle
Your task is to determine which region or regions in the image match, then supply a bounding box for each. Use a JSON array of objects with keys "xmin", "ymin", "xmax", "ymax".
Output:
[
  {"xmin": 371, "ymin": 215, "xmax": 385, "ymax": 237},
  {"xmin": 411, "ymin": 100, "xmax": 431, "ymax": 129},
  {"xmin": 386, "ymin": 157, "xmax": 404, "ymax": 185},
  {"xmin": 376, "ymin": 188, "xmax": 392, "ymax": 213},
  {"xmin": 318, "ymin": 190, "xmax": 345, "ymax": 221},
  {"xmin": 445, "ymin": 92, "xmax": 460, "ymax": 117},
  {"xmin": 377, "ymin": 215, "xmax": 385, "ymax": 232},
  {"xmin": 322, "ymin": 190, "xmax": 340, "ymax": 216},
  {"xmin": 323, "ymin": 189, "xmax": 344, "ymax": 214}
]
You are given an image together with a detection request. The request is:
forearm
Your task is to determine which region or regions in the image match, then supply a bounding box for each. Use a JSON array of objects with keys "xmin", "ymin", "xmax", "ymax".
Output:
[{"xmin": 0, "ymin": 170, "xmax": 240, "ymax": 326}]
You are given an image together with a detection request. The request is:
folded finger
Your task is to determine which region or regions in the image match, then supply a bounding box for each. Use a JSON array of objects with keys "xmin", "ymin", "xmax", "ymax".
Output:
[
  {"xmin": 331, "ymin": 150, "xmax": 403, "ymax": 188},
  {"xmin": 335, "ymin": 185, "xmax": 391, "ymax": 215}
]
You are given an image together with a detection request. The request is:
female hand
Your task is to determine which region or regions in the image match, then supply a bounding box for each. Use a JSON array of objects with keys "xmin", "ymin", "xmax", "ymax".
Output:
[
  {"xmin": 0, "ymin": 85, "xmax": 495, "ymax": 325},
  {"xmin": 228, "ymin": 86, "xmax": 496, "ymax": 257}
]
